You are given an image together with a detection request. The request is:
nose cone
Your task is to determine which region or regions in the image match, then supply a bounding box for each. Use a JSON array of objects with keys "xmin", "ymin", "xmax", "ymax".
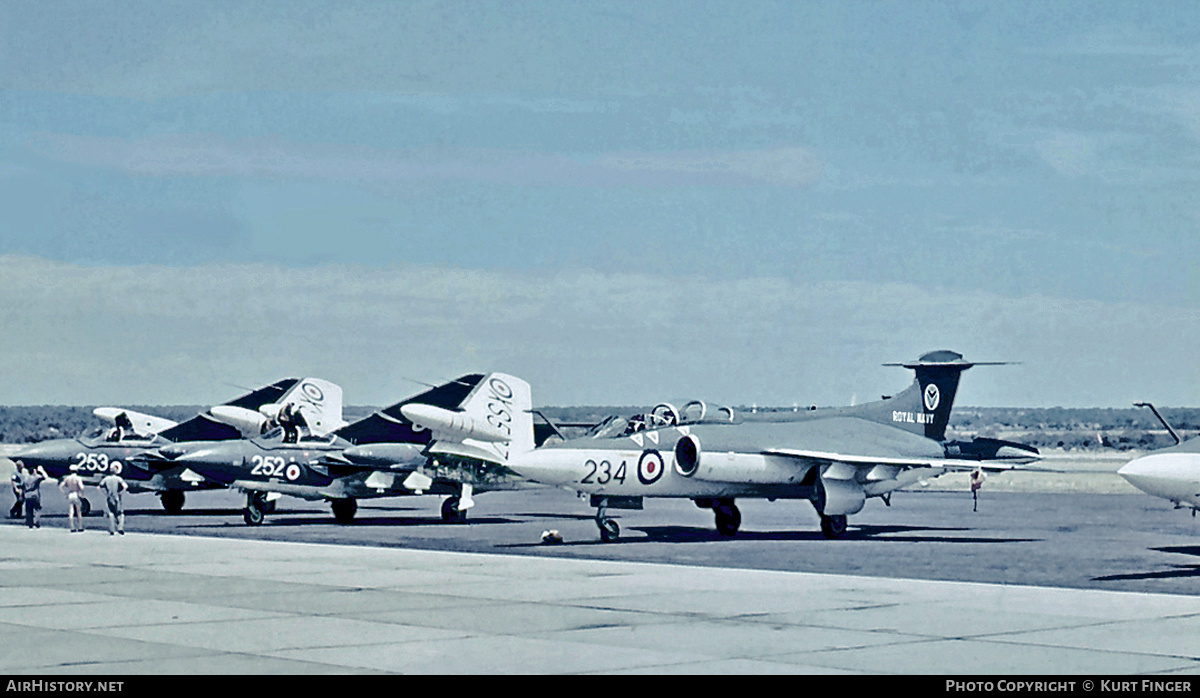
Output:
[
  {"xmin": 12, "ymin": 440, "xmax": 76, "ymax": 475},
  {"xmin": 173, "ymin": 444, "xmax": 245, "ymax": 484},
  {"xmin": 1119, "ymin": 452, "xmax": 1200, "ymax": 505}
]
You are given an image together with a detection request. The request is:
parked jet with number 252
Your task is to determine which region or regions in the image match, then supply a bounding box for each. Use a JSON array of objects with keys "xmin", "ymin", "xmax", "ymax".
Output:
[
  {"xmin": 14, "ymin": 378, "xmax": 339, "ymax": 514},
  {"xmin": 407, "ymin": 351, "xmax": 1040, "ymax": 541},
  {"xmin": 165, "ymin": 373, "xmax": 530, "ymax": 525}
]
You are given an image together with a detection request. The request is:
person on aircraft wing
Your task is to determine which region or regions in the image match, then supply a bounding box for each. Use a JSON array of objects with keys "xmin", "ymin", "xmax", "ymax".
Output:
[{"xmin": 279, "ymin": 403, "xmax": 298, "ymax": 443}]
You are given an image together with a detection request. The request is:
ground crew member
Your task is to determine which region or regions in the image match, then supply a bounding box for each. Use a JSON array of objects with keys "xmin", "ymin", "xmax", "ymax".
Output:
[
  {"xmin": 98, "ymin": 471, "xmax": 128, "ymax": 536},
  {"xmin": 970, "ymin": 468, "xmax": 986, "ymax": 512},
  {"xmin": 21, "ymin": 464, "xmax": 48, "ymax": 528},
  {"xmin": 9, "ymin": 460, "xmax": 25, "ymax": 519},
  {"xmin": 60, "ymin": 465, "xmax": 86, "ymax": 532}
]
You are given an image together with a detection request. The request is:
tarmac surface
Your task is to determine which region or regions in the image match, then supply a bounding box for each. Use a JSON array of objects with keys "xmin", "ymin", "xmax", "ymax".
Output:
[{"xmin": 5, "ymin": 450, "xmax": 1200, "ymax": 675}]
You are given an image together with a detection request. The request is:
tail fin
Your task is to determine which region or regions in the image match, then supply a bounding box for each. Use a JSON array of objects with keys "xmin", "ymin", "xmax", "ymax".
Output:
[
  {"xmin": 210, "ymin": 377, "xmax": 345, "ymax": 437},
  {"xmin": 874, "ymin": 350, "xmax": 1008, "ymax": 441},
  {"xmin": 273, "ymin": 377, "xmax": 346, "ymax": 436},
  {"xmin": 334, "ymin": 374, "xmax": 484, "ymax": 445},
  {"xmin": 409, "ymin": 372, "xmax": 534, "ymax": 464},
  {"xmin": 159, "ymin": 378, "xmax": 302, "ymax": 442}
]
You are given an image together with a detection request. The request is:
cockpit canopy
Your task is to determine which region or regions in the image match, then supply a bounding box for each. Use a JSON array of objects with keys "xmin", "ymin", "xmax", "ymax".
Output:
[
  {"xmin": 84, "ymin": 426, "xmax": 149, "ymax": 443},
  {"xmin": 587, "ymin": 399, "xmax": 738, "ymax": 439}
]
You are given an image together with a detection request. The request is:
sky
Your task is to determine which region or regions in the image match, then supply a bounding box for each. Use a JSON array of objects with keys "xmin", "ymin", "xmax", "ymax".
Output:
[{"xmin": 1, "ymin": 0, "xmax": 1198, "ymax": 409}]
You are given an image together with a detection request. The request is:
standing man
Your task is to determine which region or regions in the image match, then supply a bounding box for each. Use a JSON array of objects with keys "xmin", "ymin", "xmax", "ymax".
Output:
[
  {"xmin": 9, "ymin": 460, "xmax": 24, "ymax": 519},
  {"xmin": 21, "ymin": 464, "xmax": 49, "ymax": 529},
  {"xmin": 98, "ymin": 470, "xmax": 128, "ymax": 536},
  {"xmin": 60, "ymin": 465, "xmax": 86, "ymax": 532},
  {"xmin": 970, "ymin": 467, "xmax": 986, "ymax": 512}
]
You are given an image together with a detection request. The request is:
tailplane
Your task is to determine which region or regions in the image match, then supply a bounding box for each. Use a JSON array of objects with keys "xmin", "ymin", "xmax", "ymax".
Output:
[{"xmin": 857, "ymin": 350, "xmax": 1009, "ymax": 441}]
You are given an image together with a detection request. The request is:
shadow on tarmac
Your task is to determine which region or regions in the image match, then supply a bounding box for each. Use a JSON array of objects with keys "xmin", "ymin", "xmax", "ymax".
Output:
[
  {"xmin": 496, "ymin": 522, "xmax": 1041, "ymax": 548},
  {"xmin": 1092, "ymin": 545, "xmax": 1200, "ymax": 582}
]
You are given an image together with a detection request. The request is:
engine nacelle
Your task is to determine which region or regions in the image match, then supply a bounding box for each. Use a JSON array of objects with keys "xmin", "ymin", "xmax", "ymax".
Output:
[
  {"xmin": 673, "ymin": 435, "xmax": 811, "ymax": 484},
  {"xmin": 209, "ymin": 405, "xmax": 269, "ymax": 437},
  {"xmin": 400, "ymin": 403, "xmax": 510, "ymax": 444},
  {"xmin": 815, "ymin": 476, "xmax": 866, "ymax": 516}
]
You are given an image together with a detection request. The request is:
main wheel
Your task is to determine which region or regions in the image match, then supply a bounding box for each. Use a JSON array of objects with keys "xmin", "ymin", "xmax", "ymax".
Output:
[
  {"xmin": 160, "ymin": 490, "xmax": 185, "ymax": 514},
  {"xmin": 441, "ymin": 496, "xmax": 467, "ymax": 523},
  {"xmin": 243, "ymin": 500, "xmax": 265, "ymax": 526},
  {"xmin": 714, "ymin": 501, "xmax": 741, "ymax": 537},
  {"xmin": 331, "ymin": 498, "xmax": 358, "ymax": 524},
  {"xmin": 598, "ymin": 517, "xmax": 620, "ymax": 542},
  {"xmin": 820, "ymin": 514, "xmax": 848, "ymax": 539},
  {"xmin": 80, "ymin": 498, "xmax": 92, "ymax": 517}
]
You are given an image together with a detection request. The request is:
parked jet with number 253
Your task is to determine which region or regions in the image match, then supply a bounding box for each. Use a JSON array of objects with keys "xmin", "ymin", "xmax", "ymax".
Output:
[
  {"xmin": 14, "ymin": 378, "xmax": 339, "ymax": 514},
  {"xmin": 407, "ymin": 351, "xmax": 1040, "ymax": 541}
]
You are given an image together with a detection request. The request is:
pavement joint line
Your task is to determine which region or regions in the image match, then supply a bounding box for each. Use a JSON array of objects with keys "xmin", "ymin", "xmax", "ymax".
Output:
[{"xmin": 956, "ymin": 634, "xmax": 1200, "ymax": 663}]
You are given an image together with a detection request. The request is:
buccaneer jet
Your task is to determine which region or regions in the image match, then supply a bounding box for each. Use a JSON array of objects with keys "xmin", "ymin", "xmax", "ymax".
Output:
[
  {"xmin": 406, "ymin": 352, "xmax": 1039, "ymax": 541},
  {"xmin": 14, "ymin": 378, "xmax": 341, "ymax": 514},
  {"xmin": 1117, "ymin": 403, "xmax": 1200, "ymax": 513},
  {"xmin": 163, "ymin": 373, "xmax": 531, "ymax": 525}
]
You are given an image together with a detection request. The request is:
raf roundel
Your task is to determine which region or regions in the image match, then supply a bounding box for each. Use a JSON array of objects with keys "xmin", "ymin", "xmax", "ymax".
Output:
[
  {"xmin": 301, "ymin": 382, "xmax": 325, "ymax": 402},
  {"xmin": 923, "ymin": 383, "xmax": 941, "ymax": 412},
  {"xmin": 637, "ymin": 450, "xmax": 665, "ymax": 486},
  {"xmin": 285, "ymin": 464, "xmax": 301, "ymax": 481}
]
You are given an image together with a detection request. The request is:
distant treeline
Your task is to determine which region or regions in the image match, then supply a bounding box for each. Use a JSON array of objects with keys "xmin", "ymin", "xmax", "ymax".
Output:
[{"xmin": 1, "ymin": 404, "xmax": 1198, "ymax": 451}]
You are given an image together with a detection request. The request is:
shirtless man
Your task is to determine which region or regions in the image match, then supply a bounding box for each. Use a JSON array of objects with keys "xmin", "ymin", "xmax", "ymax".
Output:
[{"xmin": 60, "ymin": 465, "xmax": 86, "ymax": 532}]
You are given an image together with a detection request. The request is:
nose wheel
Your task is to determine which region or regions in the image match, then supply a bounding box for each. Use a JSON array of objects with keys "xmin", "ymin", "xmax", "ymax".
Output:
[
  {"xmin": 598, "ymin": 516, "xmax": 620, "ymax": 542},
  {"xmin": 243, "ymin": 494, "xmax": 267, "ymax": 526},
  {"xmin": 595, "ymin": 499, "xmax": 620, "ymax": 542}
]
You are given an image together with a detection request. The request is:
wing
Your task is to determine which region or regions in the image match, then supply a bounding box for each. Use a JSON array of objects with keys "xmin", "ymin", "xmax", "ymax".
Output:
[{"xmin": 763, "ymin": 448, "xmax": 1033, "ymax": 474}]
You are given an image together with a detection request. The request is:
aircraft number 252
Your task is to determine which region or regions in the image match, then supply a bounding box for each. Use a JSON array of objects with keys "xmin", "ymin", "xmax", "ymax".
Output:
[
  {"xmin": 250, "ymin": 455, "xmax": 300, "ymax": 480},
  {"xmin": 581, "ymin": 459, "xmax": 626, "ymax": 485}
]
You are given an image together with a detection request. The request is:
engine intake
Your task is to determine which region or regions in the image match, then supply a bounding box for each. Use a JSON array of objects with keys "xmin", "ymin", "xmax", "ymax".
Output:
[{"xmin": 674, "ymin": 434, "xmax": 701, "ymax": 476}]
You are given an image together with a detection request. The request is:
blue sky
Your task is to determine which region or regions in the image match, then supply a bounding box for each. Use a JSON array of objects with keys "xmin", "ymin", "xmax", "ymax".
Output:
[{"xmin": 1, "ymin": 0, "xmax": 1198, "ymax": 408}]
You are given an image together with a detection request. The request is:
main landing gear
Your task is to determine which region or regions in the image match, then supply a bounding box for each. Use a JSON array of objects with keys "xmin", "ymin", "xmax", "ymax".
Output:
[
  {"xmin": 694, "ymin": 498, "xmax": 742, "ymax": 536},
  {"xmin": 441, "ymin": 496, "xmax": 467, "ymax": 523},
  {"xmin": 441, "ymin": 484, "xmax": 475, "ymax": 523},
  {"xmin": 819, "ymin": 514, "xmax": 848, "ymax": 539},
  {"xmin": 330, "ymin": 498, "xmax": 357, "ymax": 524},
  {"xmin": 160, "ymin": 490, "xmax": 185, "ymax": 514}
]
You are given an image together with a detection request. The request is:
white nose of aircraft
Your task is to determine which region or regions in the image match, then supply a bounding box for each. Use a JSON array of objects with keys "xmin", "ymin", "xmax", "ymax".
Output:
[{"xmin": 1118, "ymin": 452, "xmax": 1200, "ymax": 507}]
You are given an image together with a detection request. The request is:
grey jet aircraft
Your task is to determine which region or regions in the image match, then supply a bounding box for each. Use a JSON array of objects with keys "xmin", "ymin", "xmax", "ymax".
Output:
[
  {"xmin": 405, "ymin": 351, "xmax": 1039, "ymax": 541},
  {"xmin": 161, "ymin": 373, "xmax": 532, "ymax": 525},
  {"xmin": 14, "ymin": 378, "xmax": 341, "ymax": 514},
  {"xmin": 1117, "ymin": 403, "xmax": 1200, "ymax": 514}
]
